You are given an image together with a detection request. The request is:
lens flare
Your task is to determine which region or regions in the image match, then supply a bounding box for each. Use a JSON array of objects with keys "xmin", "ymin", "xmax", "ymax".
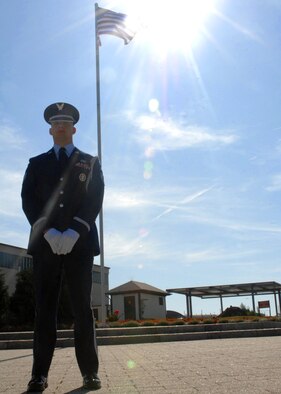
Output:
[
  {"xmin": 127, "ymin": 360, "xmax": 136, "ymax": 369},
  {"xmin": 143, "ymin": 160, "xmax": 153, "ymax": 180},
  {"xmin": 148, "ymin": 98, "xmax": 159, "ymax": 113}
]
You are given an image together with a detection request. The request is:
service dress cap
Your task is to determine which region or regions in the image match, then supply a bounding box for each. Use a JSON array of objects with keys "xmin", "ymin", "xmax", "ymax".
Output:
[{"xmin": 44, "ymin": 102, "xmax": 80, "ymax": 125}]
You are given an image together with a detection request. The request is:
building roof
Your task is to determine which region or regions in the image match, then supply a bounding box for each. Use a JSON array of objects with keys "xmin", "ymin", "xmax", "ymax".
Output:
[
  {"xmin": 108, "ymin": 280, "xmax": 170, "ymax": 296},
  {"xmin": 0, "ymin": 242, "xmax": 110, "ymax": 269},
  {"xmin": 0, "ymin": 242, "xmax": 31, "ymax": 255},
  {"xmin": 167, "ymin": 281, "xmax": 281, "ymax": 299}
]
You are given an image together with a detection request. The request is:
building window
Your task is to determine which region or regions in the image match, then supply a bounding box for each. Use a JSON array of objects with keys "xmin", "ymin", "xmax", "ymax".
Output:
[
  {"xmin": 92, "ymin": 271, "xmax": 101, "ymax": 284},
  {"xmin": 92, "ymin": 271, "xmax": 108, "ymax": 285},
  {"xmin": 159, "ymin": 297, "xmax": 164, "ymax": 306},
  {"xmin": 0, "ymin": 251, "xmax": 33, "ymax": 270}
]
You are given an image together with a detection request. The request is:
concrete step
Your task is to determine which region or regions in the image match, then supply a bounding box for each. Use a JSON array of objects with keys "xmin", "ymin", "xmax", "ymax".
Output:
[{"xmin": 1, "ymin": 321, "xmax": 281, "ymax": 349}]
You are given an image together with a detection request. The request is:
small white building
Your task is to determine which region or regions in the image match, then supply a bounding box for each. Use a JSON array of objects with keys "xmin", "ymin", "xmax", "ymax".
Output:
[{"xmin": 108, "ymin": 280, "xmax": 170, "ymax": 320}]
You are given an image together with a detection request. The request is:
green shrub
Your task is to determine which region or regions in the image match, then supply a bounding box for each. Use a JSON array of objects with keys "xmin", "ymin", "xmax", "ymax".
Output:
[
  {"xmin": 141, "ymin": 321, "xmax": 155, "ymax": 326},
  {"xmin": 122, "ymin": 321, "xmax": 140, "ymax": 327},
  {"xmin": 155, "ymin": 320, "xmax": 169, "ymax": 326},
  {"xmin": 203, "ymin": 319, "xmax": 214, "ymax": 324},
  {"xmin": 218, "ymin": 319, "xmax": 229, "ymax": 324},
  {"xmin": 268, "ymin": 317, "xmax": 281, "ymax": 322},
  {"xmin": 109, "ymin": 321, "xmax": 122, "ymax": 328},
  {"xmin": 189, "ymin": 320, "xmax": 200, "ymax": 325},
  {"xmin": 171, "ymin": 319, "xmax": 185, "ymax": 325}
]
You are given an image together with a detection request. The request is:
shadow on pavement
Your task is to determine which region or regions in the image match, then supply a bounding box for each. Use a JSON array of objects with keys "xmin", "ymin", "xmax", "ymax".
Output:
[
  {"xmin": 64, "ymin": 388, "xmax": 99, "ymax": 393},
  {"xmin": 0, "ymin": 353, "xmax": 33, "ymax": 363},
  {"xmin": 20, "ymin": 388, "xmax": 97, "ymax": 394}
]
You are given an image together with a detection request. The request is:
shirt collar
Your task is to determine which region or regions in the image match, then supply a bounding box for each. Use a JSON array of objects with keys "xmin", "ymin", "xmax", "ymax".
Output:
[{"xmin": 53, "ymin": 143, "xmax": 75, "ymax": 159}]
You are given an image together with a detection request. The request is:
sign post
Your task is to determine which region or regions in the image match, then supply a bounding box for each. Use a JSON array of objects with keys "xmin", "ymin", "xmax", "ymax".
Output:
[{"xmin": 258, "ymin": 300, "xmax": 271, "ymax": 316}]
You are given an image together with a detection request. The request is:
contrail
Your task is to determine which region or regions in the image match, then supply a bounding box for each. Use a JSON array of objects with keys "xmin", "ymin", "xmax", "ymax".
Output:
[{"xmin": 153, "ymin": 186, "xmax": 214, "ymax": 221}]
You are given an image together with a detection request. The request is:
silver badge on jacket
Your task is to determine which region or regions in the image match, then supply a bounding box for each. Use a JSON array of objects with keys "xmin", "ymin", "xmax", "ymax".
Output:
[{"xmin": 79, "ymin": 173, "xmax": 86, "ymax": 182}]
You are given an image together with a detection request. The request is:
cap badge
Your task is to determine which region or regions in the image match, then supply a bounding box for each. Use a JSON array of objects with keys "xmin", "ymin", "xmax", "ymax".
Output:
[{"xmin": 56, "ymin": 103, "xmax": 65, "ymax": 111}]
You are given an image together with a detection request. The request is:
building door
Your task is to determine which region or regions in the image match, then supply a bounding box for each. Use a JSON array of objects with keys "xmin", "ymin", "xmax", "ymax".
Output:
[{"xmin": 124, "ymin": 296, "xmax": 136, "ymax": 320}]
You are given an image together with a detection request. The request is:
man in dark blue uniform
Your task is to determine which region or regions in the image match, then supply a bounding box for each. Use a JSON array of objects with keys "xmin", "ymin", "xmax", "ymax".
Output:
[{"xmin": 21, "ymin": 102, "xmax": 104, "ymax": 392}]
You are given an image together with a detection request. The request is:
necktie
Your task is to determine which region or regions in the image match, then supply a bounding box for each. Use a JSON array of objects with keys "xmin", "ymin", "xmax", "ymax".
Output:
[{"xmin": 59, "ymin": 147, "xmax": 69, "ymax": 173}]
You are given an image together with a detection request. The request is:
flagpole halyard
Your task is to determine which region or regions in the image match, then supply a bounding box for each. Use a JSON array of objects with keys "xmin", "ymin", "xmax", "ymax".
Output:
[
  {"xmin": 95, "ymin": 2, "xmax": 106, "ymax": 325},
  {"xmin": 94, "ymin": 2, "xmax": 136, "ymax": 325}
]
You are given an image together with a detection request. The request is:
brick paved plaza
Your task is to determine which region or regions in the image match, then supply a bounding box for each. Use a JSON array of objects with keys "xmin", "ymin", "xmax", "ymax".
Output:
[{"xmin": 1, "ymin": 337, "xmax": 281, "ymax": 393}]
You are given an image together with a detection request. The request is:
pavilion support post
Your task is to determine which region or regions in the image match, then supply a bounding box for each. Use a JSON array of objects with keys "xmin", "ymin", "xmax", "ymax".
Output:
[
  {"xmin": 278, "ymin": 290, "xmax": 281, "ymax": 316},
  {"xmin": 189, "ymin": 291, "xmax": 193, "ymax": 318},
  {"xmin": 274, "ymin": 291, "xmax": 278, "ymax": 316},
  {"xmin": 220, "ymin": 295, "xmax": 223, "ymax": 314},
  {"xmin": 138, "ymin": 293, "xmax": 142, "ymax": 320},
  {"xmin": 185, "ymin": 294, "xmax": 190, "ymax": 318},
  {"xmin": 252, "ymin": 291, "xmax": 256, "ymax": 313}
]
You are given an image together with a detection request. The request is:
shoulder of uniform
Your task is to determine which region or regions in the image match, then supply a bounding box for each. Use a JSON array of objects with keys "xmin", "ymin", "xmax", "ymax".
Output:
[
  {"xmin": 29, "ymin": 149, "xmax": 53, "ymax": 162},
  {"xmin": 74, "ymin": 149, "xmax": 98, "ymax": 161}
]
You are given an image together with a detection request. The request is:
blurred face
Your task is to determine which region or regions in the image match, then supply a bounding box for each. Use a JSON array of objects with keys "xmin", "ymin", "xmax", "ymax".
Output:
[{"xmin": 49, "ymin": 121, "xmax": 76, "ymax": 146}]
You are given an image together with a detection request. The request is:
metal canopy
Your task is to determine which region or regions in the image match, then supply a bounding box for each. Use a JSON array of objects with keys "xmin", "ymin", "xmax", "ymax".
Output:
[
  {"xmin": 167, "ymin": 281, "xmax": 281, "ymax": 299},
  {"xmin": 167, "ymin": 281, "xmax": 281, "ymax": 317}
]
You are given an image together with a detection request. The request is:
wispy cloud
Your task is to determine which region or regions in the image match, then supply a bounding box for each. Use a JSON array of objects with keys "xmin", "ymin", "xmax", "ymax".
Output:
[
  {"xmin": 104, "ymin": 188, "xmax": 148, "ymax": 209},
  {"xmin": 0, "ymin": 228, "xmax": 28, "ymax": 248},
  {"xmin": 0, "ymin": 123, "xmax": 27, "ymax": 151},
  {"xmin": 104, "ymin": 185, "xmax": 214, "ymax": 214},
  {"xmin": 131, "ymin": 114, "xmax": 238, "ymax": 155},
  {"xmin": 266, "ymin": 174, "xmax": 281, "ymax": 191},
  {"xmin": 183, "ymin": 248, "xmax": 259, "ymax": 265},
  {"xmin": 181, "ymin": 211, "xmax": 281, "ymax": 235},
  {"xmin": 104, "ymin": 231, "xmax": 164, "ymax": 261},
  {"xmin": 0, "ymin": 169, "xmax": 23, "ymax": 217},
  {"xmin": 104, "ymin": 184, "xmax": 281, "ymax": 239}
]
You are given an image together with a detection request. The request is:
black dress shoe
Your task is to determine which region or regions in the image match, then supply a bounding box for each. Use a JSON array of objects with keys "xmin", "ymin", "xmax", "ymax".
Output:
[
  {"xmin": 27, "ymin": 375, "xmax": 48, "ymax": 392},
  {"xmin": 83, "ymin": 373, "xmax": 101, "ymax": 390}
]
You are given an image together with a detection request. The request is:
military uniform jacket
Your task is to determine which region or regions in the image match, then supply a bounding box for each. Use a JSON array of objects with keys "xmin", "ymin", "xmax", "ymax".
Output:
[{"xmin": 21, "ymin": 147, "xmax": 104, "ymax": 256}]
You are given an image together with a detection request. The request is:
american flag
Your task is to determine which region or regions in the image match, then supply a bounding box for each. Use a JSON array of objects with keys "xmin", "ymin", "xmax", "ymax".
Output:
[{"xmin": 96, "ymin": 6, "xmax": 136, "ymax": 45}]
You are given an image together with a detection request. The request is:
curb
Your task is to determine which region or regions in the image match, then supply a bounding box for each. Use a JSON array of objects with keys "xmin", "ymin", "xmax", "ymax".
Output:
[{"xmin": 1, "ymin": 321, "xmax": 281, "ymax": 349}]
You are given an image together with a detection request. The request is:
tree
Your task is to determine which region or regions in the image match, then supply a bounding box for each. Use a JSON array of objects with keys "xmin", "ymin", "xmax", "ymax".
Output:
[
  {"xmin": 9, "ymin": 269, "xmax": 74, "ymax": 329},
  {"xmin": 9, "ymin": 269, "xmax": 35, "ymax": 328},
  {"xmin": 0, "ymin": 270, "xmax": 9, "ymax": 328}
]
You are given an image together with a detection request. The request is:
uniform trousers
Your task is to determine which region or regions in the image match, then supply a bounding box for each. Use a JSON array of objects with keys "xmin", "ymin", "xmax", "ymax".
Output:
[{"xmin": 31, "ymin": 245, "xmax": 99, "ymax": 377}]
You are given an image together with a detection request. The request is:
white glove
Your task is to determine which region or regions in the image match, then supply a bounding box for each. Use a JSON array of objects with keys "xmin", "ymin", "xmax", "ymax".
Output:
[
  {"xmin": 44, "ymin": 228, "xmax": 62, "ymax": 254},
  {"xmin": 57, "ymin": 229, "xmax": 80, "ymax": 255}
]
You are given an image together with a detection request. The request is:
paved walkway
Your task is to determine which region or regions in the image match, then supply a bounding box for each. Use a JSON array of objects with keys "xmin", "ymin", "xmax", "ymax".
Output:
[{"xmin": 1, "ymin": 337, "xmax": 281, "ymax": 393}]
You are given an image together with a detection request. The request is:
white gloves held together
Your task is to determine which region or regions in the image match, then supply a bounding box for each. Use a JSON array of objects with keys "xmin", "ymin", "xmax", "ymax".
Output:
[{"xmin": 44, "ymin": 228, "xmax": 80, "ymax": 255}]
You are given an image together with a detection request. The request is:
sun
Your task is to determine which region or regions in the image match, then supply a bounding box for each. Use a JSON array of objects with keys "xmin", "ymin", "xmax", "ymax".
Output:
[{"xmin": 126, "ymin": 0, "xmax": 218, "ymax": 55}]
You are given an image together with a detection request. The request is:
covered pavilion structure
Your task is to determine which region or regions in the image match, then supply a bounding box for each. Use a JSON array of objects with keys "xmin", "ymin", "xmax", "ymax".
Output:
[{"xmin": 167, "ymin": 281, "xmax": 281, "ymax": 318}]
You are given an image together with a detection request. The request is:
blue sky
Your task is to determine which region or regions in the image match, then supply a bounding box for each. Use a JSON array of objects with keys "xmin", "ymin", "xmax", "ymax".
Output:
[{"xmin": 1, "ymin": 0, "xmax": 281, "ymax": 315}]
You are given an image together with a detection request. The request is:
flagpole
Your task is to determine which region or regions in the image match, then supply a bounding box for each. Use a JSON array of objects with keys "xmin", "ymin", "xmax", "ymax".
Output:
[{"xmin": 95, "ymin": 2, "xmax": 106, "ymax": 325}]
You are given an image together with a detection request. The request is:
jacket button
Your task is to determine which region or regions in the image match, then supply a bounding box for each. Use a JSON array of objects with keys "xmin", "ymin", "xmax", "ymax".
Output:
[
  {"xmin": 59, "ymin": 203, "xmax": 64, "ymax": 208},
  {"xmin": 60, "ymin": 190, "xmax": 64, "ymax": 194},
  {"xmin": 60, "ymin": 177, "xmax": 63, "ymax": 181}
]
